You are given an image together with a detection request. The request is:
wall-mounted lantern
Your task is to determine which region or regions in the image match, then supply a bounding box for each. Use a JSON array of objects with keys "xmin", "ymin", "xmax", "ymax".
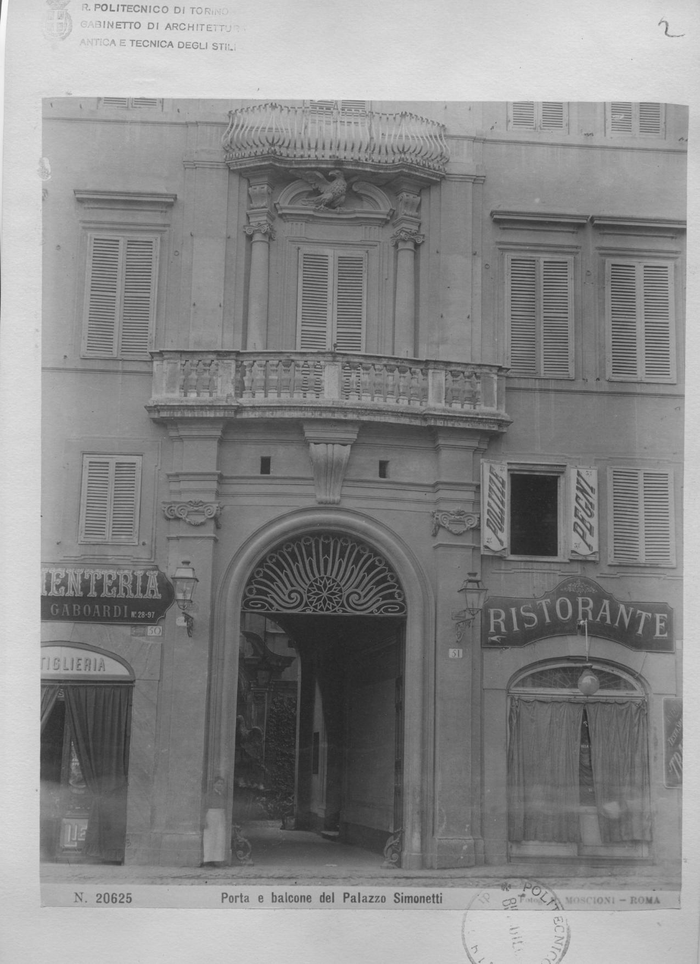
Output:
[
  {"xmin": 172, "ymin": 560, "xmax": 198, "ymax": 637},
  {"xmin": 452, "ymin": 572, "xmax": 487, "ymax": 642}
]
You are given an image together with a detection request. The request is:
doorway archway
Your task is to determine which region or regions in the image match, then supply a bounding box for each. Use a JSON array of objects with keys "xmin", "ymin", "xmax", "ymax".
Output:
[{"xmin": 209, "ymin": 509, "xmax": 434, "ymax": 870}]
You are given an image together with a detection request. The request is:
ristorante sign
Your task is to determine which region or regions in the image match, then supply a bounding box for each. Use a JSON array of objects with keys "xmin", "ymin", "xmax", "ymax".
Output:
[
  {"xmin": 483, "ymin": 576, "xmax": 673, "ymax": 652},
  {"xmin": 41, "ymin": 567, "xmax": 175, "ymax": 624}
]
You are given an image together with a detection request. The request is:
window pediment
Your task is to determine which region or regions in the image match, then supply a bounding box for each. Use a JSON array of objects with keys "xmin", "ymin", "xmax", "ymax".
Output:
[{"xmin": 276, "ymin": 178, "xmax": 393, "ymax": 224}]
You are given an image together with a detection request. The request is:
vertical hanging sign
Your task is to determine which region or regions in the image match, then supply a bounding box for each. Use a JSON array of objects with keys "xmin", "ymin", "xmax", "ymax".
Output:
[
  {"xmin": 481, "ymin": 461, "xmax": 508, "ymax": 554},
  {"xmin": 570, "ymin": 467, "xmax": 598, "ymax": 557}
]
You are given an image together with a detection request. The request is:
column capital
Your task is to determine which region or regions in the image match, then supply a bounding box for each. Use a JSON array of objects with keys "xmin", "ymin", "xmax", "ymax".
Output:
[
  {"xmin": 391, "ymin": 229, "xmax": 425, "ymax": 247},
  {"xmin": 243, "ymin": 220, "xmax": 275, "ymax": 240}
]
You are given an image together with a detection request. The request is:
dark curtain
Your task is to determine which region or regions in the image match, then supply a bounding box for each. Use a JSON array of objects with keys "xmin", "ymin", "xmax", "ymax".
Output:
[
  {"xmin": 586, "ymin": 700, "xmax": 652, "ymax": 842},
  {"xmin": 508, "ymin": 697, "xmax": 584, "ymax": 843},
  {"xmin": 40, "ymin": 685, "xmax": 60, "ymax": 732},
  {"xmin": 63, "ymin": 685, "xmax": 132, "ymax": 862}
]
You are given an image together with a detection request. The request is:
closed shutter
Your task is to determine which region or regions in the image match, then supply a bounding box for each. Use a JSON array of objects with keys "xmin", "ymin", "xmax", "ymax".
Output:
[
  {"xmin": 638, "ymin": 103, "xmax": 663, "ymax": 135},
  {"xmin": 334, "ymin": 254, "xmax": 365, "ymax": 351},
  {"xmin": 80, "ymin": 455, "xmax": 141, "ymax": 544},
  {"xmin": 511, "ymin": 102, "xmax": 536, "ymax": 129},
  {"xmin": 541, "ymin": 102, "xmax": 566, "ymax": 129},
  {"xmin": 608, "ymin": 260, "xmax": 673, "ymax": 381},
  {"xmin": 298, "ymin": 249, "xmax": 366, "ymax": 351},
  {"xmin": 298, "ymin": 251, "xmax": 332, "ymax": 350},
  {"xmin": 508, "ymin": 255, "xmax": 572, "ymax": 377},
  {"xmin": 84, "ymin": 235, "xmax": 158, "ymax": 359},
  {"xmin": 609, "ymin": 102, "xmax": 633, "ymax": 133},
  {"xmin": 610, "ymin": 468, "xmax": 673, "ymax": 564},
  {"xmin": 609, "ymin": 102, "xmax": 663, "ymax": 136}
]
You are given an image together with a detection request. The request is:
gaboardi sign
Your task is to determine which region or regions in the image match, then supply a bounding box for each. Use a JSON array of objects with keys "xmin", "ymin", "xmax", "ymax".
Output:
[
  {"xmin": 41, "ymin": 566, "xmax": 175, "ymax": 624},
  {"xmin": 482, "ymin": 576, "xmax": 673, "ymax": 653}
]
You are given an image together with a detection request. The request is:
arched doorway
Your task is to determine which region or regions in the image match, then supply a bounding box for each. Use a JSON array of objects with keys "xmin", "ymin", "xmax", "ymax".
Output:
[
  {"xmin": 507, "ymin": 659, "xmax": 652, "ymax": 860},
  {"xmin": 233, "ymin": 532, "xmax": 407, "ymax": 864}
]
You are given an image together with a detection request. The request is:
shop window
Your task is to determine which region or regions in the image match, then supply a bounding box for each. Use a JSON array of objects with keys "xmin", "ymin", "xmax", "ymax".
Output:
[
  {"xmin": 508, "ymin": 661, "xmax": 651, "ymax": 859},
  {"xmin": 609, "ymin": 467, "xmax": 675, "ymax": 566},
  {"xmin": 82, "ymin": 234, "xmax": 159, "ymax": 359},
  {"xmin": 79, "ymin": 454, "xmax": 142, "ymax": 544},
  {"xmin": 506, "ymin": 253, "xmax": 573, "ymax": 377},
  {"xmin": 607, "ymin": 102, "xmax": 664, "ymax": 137},
  {"xmin": 297, "ymin": 248, "xmax": 366, "ymax": 352},
  {"xmin": 606, "ymin": 259, "xmax": 676, "ymax": 383},
  {"xmin": 508, "ymin": 102, "xmax": 568, "ymax": 131}
]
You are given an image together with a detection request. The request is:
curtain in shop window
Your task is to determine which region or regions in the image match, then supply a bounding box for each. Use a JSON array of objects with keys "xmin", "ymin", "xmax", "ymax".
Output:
[
  {"xmin": 585, "ymin": 700, "xmax": 652, "ymax": 843},
  {"xmin": 63, "ymin": 684, "xmax": 131, "ymax": 862},
  {"xmin": 508, "ymin": 698, "xmax": 584, "ymax": 843},
  {"xmin": 40, "ymin": 685, "xmax": 60, "ymax": 732}
]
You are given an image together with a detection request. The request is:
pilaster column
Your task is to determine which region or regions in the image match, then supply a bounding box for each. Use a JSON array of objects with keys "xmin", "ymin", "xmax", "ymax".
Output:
[
  {"xmin": 391, "ymin": 229, "xmax": 425, "ymax": 357},
  {"xmin": 244, "ymin": 172, "xmax": 276, "ymax": 350}
]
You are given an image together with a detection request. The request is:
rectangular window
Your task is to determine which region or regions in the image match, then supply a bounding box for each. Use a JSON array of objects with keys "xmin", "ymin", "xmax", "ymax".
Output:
[
  {"xmin": 482, "ymin": 462, "xmax": 599, "ymax": 560},
  {"xmin": 79, "ymin": 455, "xmax": 142, "ymax": 544},
  {"xmin": 509, "ymin": 102, "xmax": 567, "ymax": 131},
  {"xmin": 82, "ymin": 234, "xmax": 159, "ymax": 359},
  {"xmin": 507, "ymin": 254, "xmax": 573, "ymax": 377},
  {"xmin": 606, "ymin": 259, "xmax": 675, "ymax": 382},
  {"xmin": 609, "ymin": 468, "xmax": 674, "ymax": 565},
  {"xmin": 297, "ymin": 248, "xmax": 366, "ymax": 352},
  {"xmin": 607, "ymin": 102, "xmax": 664, "ymax": 137}
]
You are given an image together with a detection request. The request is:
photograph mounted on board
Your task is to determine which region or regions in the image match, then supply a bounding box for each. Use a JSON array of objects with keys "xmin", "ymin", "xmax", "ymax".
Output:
[{"xmin": 39, "ymin": 97, "xmax": 685, "ymax": 901}]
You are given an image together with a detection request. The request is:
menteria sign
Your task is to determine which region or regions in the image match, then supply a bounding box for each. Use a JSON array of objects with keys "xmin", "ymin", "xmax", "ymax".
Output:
[
  {"xmin": 482, "ymin": 576, "xmax": 673, "ymax": 652},
  {"xmin": 41, "ymin": 566, "xmax": 175, "ymax": 624}
]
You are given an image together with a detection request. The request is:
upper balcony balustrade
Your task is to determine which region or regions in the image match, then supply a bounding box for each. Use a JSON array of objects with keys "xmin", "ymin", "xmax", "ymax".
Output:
[
  {"xmin": 222, "ymin": 103, "xmax": 449, "ymax": 182},
  {"xmin": 147, "ymin": 351, "xmax": 509, "ymax": 433}
]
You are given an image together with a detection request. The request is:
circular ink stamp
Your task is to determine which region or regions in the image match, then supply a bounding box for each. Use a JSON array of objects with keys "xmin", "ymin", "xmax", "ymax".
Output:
[{"xmin": 462, "ymin": 879, "xmax": 571, "ymax": 964}]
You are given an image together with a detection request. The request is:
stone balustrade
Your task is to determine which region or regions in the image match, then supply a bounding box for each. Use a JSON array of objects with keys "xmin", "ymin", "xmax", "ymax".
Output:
[
  {"xmin": 222, "ymin": 103, "xmax": 449, "ymax": 177},
  {"xmin": 148, "ymin": 351, "xmax": 509, "ymax": 430}
]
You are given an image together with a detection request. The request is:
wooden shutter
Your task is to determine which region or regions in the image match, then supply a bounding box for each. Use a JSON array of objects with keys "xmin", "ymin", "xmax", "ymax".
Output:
[
  {"xmin": 120, "ymin": 238, "xmax": 158, "ymax": 357},
  {"xmin": 298, "ymin": 251, "xmax": 332, "ymax": 349},
  {"xmin": 481, "ymin": 461, "xmax": 509, "ymax": 553},
  {"xmin": 609, "ymin": 102, "xmax": 633, "ymax": 133},
  {"xmin": 508, "ymin": 257, "xmax": 537, "ymax": 374},
  {"xmin": 610, "ymin": 468, "xmax": 673, "ymax": 564},
  {"xmin": 84, "ymin": 236, "xmax": 121, "ymax": 356},
  {"xmin": 569, "ymin": 467, "xmax": 598, "ymax": 557},
  {"xmin": 541, "ymin": 259, "xmax": 572, "ymax": 376},
  {"xmin": 84, "ymin": 235, "xmax": 157, "ymax": 358},
  {"xmin": 638, "ymin": 103, "xmax": 663, "ymax": 135},
  {"xmin": 334, "ymin": 254, "xmax": 365, "ymax": 351},
  {"xmin": 102, "ymin": 97, "xmax": 130, "ymax": 109},
  {"xmin": 80, "ymin": 455, "xmax": 141, "ymax": 544},
  {"xmin": 608, "ymin": 260, "xmax": 673, "ymax": 381},
  {"xmin": 510, "ymin": 102, "xmax": 536, "ymax": 129},
  {"xmin": 540, "ymin": 102, "xmax": 566, "ymax": 129},
  {"xmin": 508, "ymin": 255, "xmax": 571, "ymax": 376}
]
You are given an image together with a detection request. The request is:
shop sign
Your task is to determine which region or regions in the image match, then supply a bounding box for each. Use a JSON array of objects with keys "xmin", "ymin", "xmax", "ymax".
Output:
[
  {"xmin": 483, "ymin": 576, "xmax": 673, "ymax": 652},
  {"xmin": 41, "ymin": 566, "xmax": 174, "ymax": 624},
  {"xmin": 41, "ymin": 644, "xmax": 133, "ymax": 679},
  {"xmin": 663, "ymin": 697, "xmax": 682, "ymax": 788}
]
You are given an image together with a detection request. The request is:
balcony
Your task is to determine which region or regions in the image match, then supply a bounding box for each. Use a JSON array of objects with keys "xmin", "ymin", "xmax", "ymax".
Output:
[
  {"xmin": 146, "ymin": 351, "xmax": 510, "ymax": 433},
  {"xmin": 222, "ymin": 103, "xmax": 449, "ymax": 182}
]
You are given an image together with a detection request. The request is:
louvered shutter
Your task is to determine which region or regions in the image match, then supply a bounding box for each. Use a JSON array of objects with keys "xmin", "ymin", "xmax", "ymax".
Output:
[
  {"xmin": 298, "ymin": 251, "xmax": 332, "ymax": 350},
  {"xmin": 508, "ymin": 255, "xmax": 571, "ymax": 376},
  {"xmin": 80, "ymin": 455, "xmax": 141, "ymax": 544},
  {"xmin": 642, "ymin": 263, "xmax": 672, "ymax": 378},
  {"xmin": 541, "ymin": 259, "xmax": 572, "ymax": 376},
  {"xmin": 84, "ymin": 235, "xmax": 157, "ymax": 358},
  {"xmin": 541, "ymin": 102, "xmax": 566, "ymax": 129},
  {"xmin": 102, "ymin": 97, "xmax": 130, "ymax": 109},
  {"xmin": 638, "ymin": 103, "xmax": 663, "ymax": 135},
  {"xmin": 608, "ymin": 260, "xmax": 673, "ymax": 381},
  {"xmin": 334, "ymin": 254, "xmax": 365, "ymax": 351},
  {"xmin": 120, "ymin": 238, "xmax": 158, "ymax": 357},
  {"xmin": 511, "ymin": 102, "xmax": 536, "ymax": 129},
  {"xmin": 610, "ymin": 468, "xmax": 673, "ymax": 564},
  {"xmin": 609, "ymin": 102, "xmax": 633, "ymax": 133},
  {"xmin": 84, "ymin": 237, "xmax": 121, "ymax": 356},
  {"xmin": 509, "ymin": 258, "xmax": 537, "ymax": 374}
]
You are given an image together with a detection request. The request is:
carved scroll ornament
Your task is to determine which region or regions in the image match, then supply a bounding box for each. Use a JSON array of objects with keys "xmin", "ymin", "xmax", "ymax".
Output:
[
  {"xmin": 163, "ymin": 501, "xmax": 222, "ymax": 528},
  {"xmin": 431, "ymin": 508, "xmax": 480, "ymax": 537}
]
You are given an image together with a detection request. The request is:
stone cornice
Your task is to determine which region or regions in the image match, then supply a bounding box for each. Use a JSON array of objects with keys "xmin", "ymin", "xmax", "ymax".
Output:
[
  {"xmin": 74, "ymin": 190, "xmax": 177, "ymax": 211},
  {"xmin": 491, "ymin": 210, "xmax": 588, "ymax": 229},
  {"xmin": 589, "ymin": 215, "xmax": 686, "ymax": 234}
]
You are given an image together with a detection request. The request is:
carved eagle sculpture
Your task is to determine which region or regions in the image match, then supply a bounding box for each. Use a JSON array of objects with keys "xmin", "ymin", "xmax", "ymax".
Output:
[{"xmin": 299, "ymin": 169, "xmax": 354, "ymax": 210}]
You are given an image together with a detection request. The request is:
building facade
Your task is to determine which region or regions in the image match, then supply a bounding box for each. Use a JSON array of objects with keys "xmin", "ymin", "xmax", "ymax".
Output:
[{"xmin": 41, "ymin": 99, "xmax": 685, "ymax": 875}]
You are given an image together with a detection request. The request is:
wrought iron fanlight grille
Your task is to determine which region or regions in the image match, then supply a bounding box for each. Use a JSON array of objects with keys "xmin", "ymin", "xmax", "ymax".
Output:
[{"xmin": 242, "ymin": 533, "xmax": 406, "ymax": 616}]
